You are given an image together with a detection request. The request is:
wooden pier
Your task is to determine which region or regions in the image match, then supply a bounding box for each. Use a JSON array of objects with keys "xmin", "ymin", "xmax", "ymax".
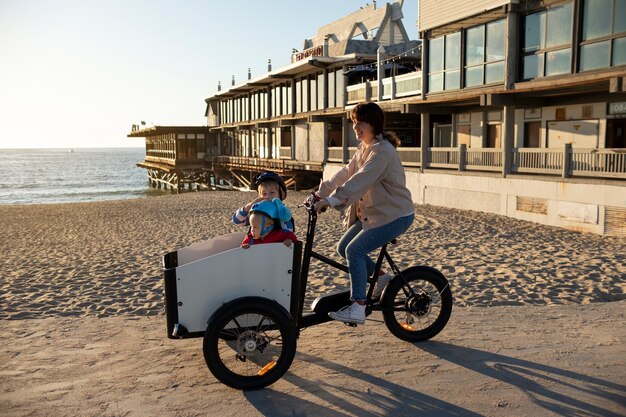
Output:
[{"xmin": 128, "ymin": 126, "xmax": 322, "ymax": 192}]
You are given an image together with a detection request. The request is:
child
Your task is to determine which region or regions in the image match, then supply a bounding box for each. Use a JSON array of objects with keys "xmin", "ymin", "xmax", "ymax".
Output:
[
  {"xmin": 241, "ymin": 199, "xmax": 298, "ymax": 248},
  {"xmin": 232, "ymin": 171, "xmax": 294, "ymax": 232}
]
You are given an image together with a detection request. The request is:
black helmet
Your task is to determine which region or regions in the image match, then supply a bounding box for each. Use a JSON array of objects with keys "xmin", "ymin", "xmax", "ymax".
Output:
[{"xmin": 252, "ymin": 171, "xmax": 287, "ymax": 199}]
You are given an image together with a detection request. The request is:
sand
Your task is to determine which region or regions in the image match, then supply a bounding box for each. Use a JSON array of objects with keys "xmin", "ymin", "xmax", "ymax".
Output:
[{"xmin": 0, "ymin": 191, "xmax": 624, "ymax": 416}]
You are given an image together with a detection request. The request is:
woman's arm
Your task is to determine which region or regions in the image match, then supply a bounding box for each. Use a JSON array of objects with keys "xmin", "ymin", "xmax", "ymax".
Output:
[
  {"xmin": 317, "ymin": 152, "xmax": 360, "ymax": 198},
  {"xmin": 330, "ymin": 146, "xmax": 389, "ymax": 207}
]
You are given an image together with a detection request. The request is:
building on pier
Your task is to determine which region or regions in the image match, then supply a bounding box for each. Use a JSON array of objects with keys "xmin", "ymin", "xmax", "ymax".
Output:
[
  {"xmin": 131, "ymin": 0, "xmax": 625, "ymax": 235},
  {"xmin": 127, "ymin": 126, "xmax": 219, "ymax": 191}
]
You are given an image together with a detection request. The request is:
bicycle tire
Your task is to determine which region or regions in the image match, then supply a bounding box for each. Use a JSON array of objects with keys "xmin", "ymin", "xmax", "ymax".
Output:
[
  {"xmin": 203, "ymin": 297, "xmax": 297, "ymax": 390},
  {"xmin": 381, "ymin": 267, "xmax": 452, "ymax": 342}
]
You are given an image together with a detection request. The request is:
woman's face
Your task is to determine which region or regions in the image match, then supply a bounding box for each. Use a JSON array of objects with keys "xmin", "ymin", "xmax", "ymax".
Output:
[{"xmin": 352, "ymin": 119, "xmax": 375, "ymax": 145}]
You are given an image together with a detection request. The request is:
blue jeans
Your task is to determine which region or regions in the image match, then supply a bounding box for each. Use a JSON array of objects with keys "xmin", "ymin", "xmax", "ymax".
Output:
[{"xmin": 336, "ymin": 214, "xmax": 414, "ymax": 301}]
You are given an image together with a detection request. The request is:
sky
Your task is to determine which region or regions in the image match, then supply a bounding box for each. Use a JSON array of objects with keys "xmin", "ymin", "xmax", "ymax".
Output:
[{"xmin": 0, "ymin": 0, "xmax": 419, "ymax": 149}]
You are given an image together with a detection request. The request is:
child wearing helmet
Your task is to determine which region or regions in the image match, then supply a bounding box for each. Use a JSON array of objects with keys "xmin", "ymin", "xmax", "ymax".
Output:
[
  {"xmin": 232, "ymin": 171, "xmax": 294, "ymax": 232},
  {"xmin": 241, "ymin": 198, "xmax": 298, "ymax": 248}
]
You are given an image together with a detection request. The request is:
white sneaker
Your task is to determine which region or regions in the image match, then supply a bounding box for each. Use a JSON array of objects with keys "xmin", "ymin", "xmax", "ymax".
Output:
[
  {"xmin": 328, "ymin": 302, "xmax": 366, "ymax": 324},
  {"xmin": 372, "ymin": 274, "xmax": 392, "ymax": 300}
]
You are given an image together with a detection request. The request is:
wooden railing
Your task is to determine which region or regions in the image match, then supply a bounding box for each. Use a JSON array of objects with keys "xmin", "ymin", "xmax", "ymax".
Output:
[
  {"xmin": 199, "ymin": 147, "xmax": 626, "ymax": 181},
  {"xmin": 430, "ymin": 148, "xmax": 460, "ymax": 168},
  {"xmin": 398, "ymin": 147, "xmax": 421, "ymax": 167},
  {"xmin": 571, "ymin": 148, "xmax": 626, "ymax": 178},
  {"xmin": 465, "ymin": 148, "xmax": 503, "ymax": 172},
  {"xmin": 513, "ymin": 148, "xmax": 564, "ymax": 175},
  {"xmin": 346, "ymin": 72, "xmax": 423, "ymax": 104},
  {"xmin": 146, "ymin": 149, "xmax": 176, "ymax": 160},
  {"xmin": 328, "ymin": 147, "xmax": 343, "ymax": 162}
]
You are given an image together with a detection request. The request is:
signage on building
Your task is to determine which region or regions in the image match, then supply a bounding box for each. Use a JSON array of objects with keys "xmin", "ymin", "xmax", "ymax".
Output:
[
  {"xmin": 294, "ymin": 45, "xmax": 324, "ymax": 62},
  {"xmin": 608, "ymin": 102, "xmax": 626, "ymax": 115}
]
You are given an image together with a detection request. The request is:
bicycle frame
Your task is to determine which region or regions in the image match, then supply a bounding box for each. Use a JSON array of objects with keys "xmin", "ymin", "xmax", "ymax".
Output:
[{"xmin": 295, "ymin": 201, "xmax": 419, "ymax": 330}]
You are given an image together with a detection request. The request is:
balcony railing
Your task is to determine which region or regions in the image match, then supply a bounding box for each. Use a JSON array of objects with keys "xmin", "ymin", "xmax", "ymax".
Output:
[
  {"xmin": 571, "ymin": 148, "xmax": 626, "ymax": 178},
  {"xmin": 513, "ymin": 148, "xmax": 564, "ymax": 175},
  {"xmin": 328, "ymin": 147, "xmax": 343, "ymax": 162},
  {"xmin": 430, "ymin": 148, "xmax": 460, "ymax": 169},
  {"xmin": 346, "ymin": 71, "xmax": 422, "ymax": 105},
  {"xmin": 398, "ymin": 147, "xmax": 421, "ymax": 167},
  {"xmin": 465, "ymin": 148, "xmax": 503, "ymax": 172}
]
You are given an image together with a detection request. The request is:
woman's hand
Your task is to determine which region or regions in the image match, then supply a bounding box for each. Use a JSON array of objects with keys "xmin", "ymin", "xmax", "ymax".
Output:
[{"xmin": 314, "ymin": 198, "xmax": 330, "ymax": 213}]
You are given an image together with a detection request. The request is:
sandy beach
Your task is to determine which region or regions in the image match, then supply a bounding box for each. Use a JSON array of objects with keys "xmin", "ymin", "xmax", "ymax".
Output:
[{"xmin": 1, "ymin": 191, "xmax": 625, "ymax": 416}]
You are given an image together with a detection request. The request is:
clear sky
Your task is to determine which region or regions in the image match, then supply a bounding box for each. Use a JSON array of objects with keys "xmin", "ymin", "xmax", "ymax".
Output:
[{"xmin": 0, "ymin": 0, "xmax": 418, "ymax": 149}]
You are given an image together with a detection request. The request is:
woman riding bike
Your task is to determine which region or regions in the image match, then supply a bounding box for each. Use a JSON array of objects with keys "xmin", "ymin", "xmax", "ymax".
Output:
[{"xmin": 312, "ymin": 101, "xmax": 415, "ymax": 325}]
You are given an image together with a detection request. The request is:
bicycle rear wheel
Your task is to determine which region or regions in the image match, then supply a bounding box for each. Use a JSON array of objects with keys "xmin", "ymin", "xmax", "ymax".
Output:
[
  {"xmin": 381, "ymin": 267, "xmax": 452, "ymax": 342},
  {"xmin": 203, "ymin": 297, "xmax": 297, "ymax": 390}
]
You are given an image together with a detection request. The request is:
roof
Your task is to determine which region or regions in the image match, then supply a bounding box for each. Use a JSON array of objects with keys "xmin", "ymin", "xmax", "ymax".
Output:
[{"xmin": 127, "ymin": 125, "xmax": 211, "ymax": 138}]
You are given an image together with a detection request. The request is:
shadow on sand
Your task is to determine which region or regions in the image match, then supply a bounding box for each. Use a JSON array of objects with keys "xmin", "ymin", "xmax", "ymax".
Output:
[
  {"xmin": 244, "ymin": 350, "xmax": 482, "ymax": 417},
  {"xmin": 419, "ymin": 342, "xmax": 626, "ymax": 417}
]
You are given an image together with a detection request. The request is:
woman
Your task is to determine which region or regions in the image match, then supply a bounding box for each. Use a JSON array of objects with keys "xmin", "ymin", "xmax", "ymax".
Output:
[{"xmin": 313, "ymin": 101, "xmax": 415, "ymax": 324}]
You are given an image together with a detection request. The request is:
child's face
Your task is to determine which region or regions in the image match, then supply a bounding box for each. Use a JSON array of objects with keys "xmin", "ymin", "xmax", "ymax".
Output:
[
  {"xmin": 258, "ymin": 182, "xmax": 281, "ymax": 201},
  {"xmin": 249, "ymin": 212, "xmax": 274, "ymax": 239}
]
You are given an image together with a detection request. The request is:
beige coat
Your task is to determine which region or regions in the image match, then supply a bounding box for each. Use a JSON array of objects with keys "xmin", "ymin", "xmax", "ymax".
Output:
[{"xmin": 318, "ymin": 137, "xmax": 414, "ymax": 230}]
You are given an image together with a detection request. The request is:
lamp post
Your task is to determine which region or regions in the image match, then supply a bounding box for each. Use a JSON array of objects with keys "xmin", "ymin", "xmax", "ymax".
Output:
[{"xmin": 377, "ymin": 45, "xmax": 385, "ymax": 102}]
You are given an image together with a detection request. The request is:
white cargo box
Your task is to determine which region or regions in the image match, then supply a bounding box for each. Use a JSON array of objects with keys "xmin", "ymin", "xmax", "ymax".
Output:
[{"xmin": 164, "ymin": 232, "xmax": 297, "ymax": 335}]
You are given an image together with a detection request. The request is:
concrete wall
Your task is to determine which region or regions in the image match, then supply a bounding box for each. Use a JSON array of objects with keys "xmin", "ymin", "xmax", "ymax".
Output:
[{"xmin": 323, "ymin": 163, "xmax": 625, "ymax": 235}]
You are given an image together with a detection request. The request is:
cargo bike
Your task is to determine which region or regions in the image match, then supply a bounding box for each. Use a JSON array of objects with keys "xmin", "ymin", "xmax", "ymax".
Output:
[{"xmin": 163, "ymin": 194, "xmax": 453, "ymax": 390}]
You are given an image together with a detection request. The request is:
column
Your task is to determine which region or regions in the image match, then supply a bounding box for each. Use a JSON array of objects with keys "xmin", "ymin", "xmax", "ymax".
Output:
[
  {"xmin": 502, "ymin": 104, "xmax": 515, "ymax": 176},
  {"xmin": 420, "ymin": 112, "xmax": 430, "ymax": 172}
]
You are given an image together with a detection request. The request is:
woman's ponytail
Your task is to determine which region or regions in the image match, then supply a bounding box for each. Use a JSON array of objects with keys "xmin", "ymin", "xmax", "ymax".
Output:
[{"xmin": 382, "ymin": 131, "xmax": 400, "ymax": 148}]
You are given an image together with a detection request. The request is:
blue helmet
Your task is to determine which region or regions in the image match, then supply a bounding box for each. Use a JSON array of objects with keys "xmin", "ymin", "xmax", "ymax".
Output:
[{"xmin": 250, "ymin": 198, "xmax": 292, "ymax": 222}]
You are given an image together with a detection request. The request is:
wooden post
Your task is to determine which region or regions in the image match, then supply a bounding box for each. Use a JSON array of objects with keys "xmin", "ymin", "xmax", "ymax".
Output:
[
  {"xmin": 503, "ymin": 104, "xmax": 515, "ymax": 176},
  {"xmin": 420, "ymin": 112, "xmax": 430, "ymax": 172},
  {"xmin": 342, "ymin": 116, "xmax": 350, "ymax": 164},
  {"xmin": 459, "ymin": 144, "xmax": 467, "ymax": 172},
  {"xmin": 563, "ymin": 143, "xmax": 572, "ymax": 178}
]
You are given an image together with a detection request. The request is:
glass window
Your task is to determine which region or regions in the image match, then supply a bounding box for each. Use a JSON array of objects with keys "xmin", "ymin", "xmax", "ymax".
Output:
[
  {"xmin": 466, "ymin": 26, "xmax": 484, "ymax": 66},
  {"xmin": 580, "ymin": 41, "xmax": 611, "ymax": 70},
  {"xmin": 580, "ymin": 0, "xmax": 626, "ymax": 71},
  {"xmin": 430, "ymin": 37, "xmax": 444, "ymax": 73},
  {"xmin": 616, "ymin": 0, "xmax": 626, "ymax": 33},
  {"xmin": 546, "ymin": 3, "xmax": 573, "ymax": 47},
  {"xmin": 445, "ymin": 32, "xmax": 461, "ymax": 70},
  {"xmin": 583, "ymin": 0, "xmax": 612, "ymax": 40},
  {"xmin": 429, "ymin": 73, "xmax": 443, "ymax": 92},
  {"xmin": 445, "ymin": 70, "xmax": 460, "ymax": 89},
  {"xmin": 485, "ymin": 61, "xmax": 505, "ymax": 83},
  {"xmin": 524, "ymin": 12, "xmax": 545, "ymax": 52},
  {"xmin": 486, "ymin": 20, "xmax": 506, "ymax": 61},
  {"xmin": 545, "ymin": 49, "xmax": 571, "ymax": 75},
  {"xmin": 614, "ymin": 37, "xmax": 626, "ymax": 65},
  {"xmin": 465, "ymin": 66, "xmax": 483, "ymax": 87},
  {"xmin": 464, "ymin": 18, "xmax": 505, "ymax": 87},
  {"xmin": 521, "ymin": 3, "xmax": 572, "ymax": 79},
  {"xmin": 429, "ymin": 33, "xmax": 461, "ymax": 91}
]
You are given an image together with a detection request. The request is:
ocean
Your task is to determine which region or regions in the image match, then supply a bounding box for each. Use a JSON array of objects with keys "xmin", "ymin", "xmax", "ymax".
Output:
[{"xmin": 0, "ymin": 148, "xmax": 166, "ymax": 205}]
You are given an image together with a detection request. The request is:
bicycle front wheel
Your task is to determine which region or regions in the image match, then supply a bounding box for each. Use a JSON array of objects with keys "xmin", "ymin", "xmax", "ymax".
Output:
[
  {"xmin": 203, "ymin": 298, "xmax": 297, "ymax": 390},
  {"xmin": 381, "ymin": 267, "xmax": 452, "ymax": 342}
]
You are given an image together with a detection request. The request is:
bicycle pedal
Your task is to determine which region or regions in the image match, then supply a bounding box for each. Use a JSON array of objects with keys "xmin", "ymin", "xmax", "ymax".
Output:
[{"xmin": 344, "ymin": 322, "xmax": 358, "ymax": 328}]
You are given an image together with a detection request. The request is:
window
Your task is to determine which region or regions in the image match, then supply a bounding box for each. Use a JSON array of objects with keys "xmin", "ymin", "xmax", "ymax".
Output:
[
  {"xmin": 580, "ymin": 0, "xmax": 626, "ymax": 71},
  {"xmin": 465, "ymin": 19, "xmax": 506, "ymax": 87},
  {"xmin": 429, "ymin": 32, "xmax": 461, "ymax": 92},
  {"xmin": 522, "ymin": 2, "xmax": 573, "ymax": 79}
]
